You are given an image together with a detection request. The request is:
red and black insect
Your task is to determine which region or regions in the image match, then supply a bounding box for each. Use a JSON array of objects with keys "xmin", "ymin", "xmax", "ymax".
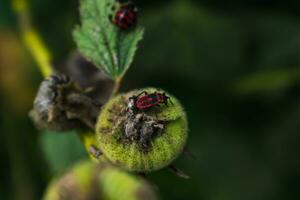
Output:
[
  {"xmin": 128, "ymin": 91, "xmax": 172, "ymax": 112},
  {"xmin": 110, "ymin": 2, "xmax": 138, "ymax": 30}
]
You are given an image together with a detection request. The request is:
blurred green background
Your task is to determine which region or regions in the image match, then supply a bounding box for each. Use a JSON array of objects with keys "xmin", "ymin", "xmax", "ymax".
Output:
[{"xmin": 1, "ymin": 0, "xmax": 300, "ymax": 199}]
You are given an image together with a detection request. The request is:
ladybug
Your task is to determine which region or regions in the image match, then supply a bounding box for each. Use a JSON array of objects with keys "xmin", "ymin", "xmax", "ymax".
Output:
[
  {"xmin": 110, "ymin": 2, "xmax": 138, "ymax": 30},
  {"xmin": 128, "ymin": 91, "xmax": 172, "ymax": 112}
]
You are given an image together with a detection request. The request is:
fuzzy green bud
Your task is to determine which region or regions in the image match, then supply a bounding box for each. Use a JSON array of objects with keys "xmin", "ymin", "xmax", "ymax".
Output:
[
  {"xmin": 43, "ymin": 160, "xmax": 157, "ymax": 200},
  {"xmin": 96, "ymin": 88, "xmax": 188, "ymax": 173}
]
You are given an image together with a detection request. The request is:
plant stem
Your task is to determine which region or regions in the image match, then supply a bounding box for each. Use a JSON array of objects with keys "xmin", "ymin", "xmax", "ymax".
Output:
[
  {"xmin": 12, "ymin": 0, "xmax": 98, "ymax": 169},
  {"xmin": 12, "ymin": 0, "xmax": 54, "ymax": 77},
  {"xmin": 111, "ymin": 76, "xmax": 123, "ymax": 97}
]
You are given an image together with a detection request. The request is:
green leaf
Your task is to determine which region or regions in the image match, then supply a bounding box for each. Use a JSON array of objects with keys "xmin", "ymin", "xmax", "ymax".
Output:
[
  {"xmin": 40, "ymin": 131, "xmax": 87, "ymax": 173},
  {"xmin": 73, "ymin": 0, "xmax": 144, "ymax": 79}
]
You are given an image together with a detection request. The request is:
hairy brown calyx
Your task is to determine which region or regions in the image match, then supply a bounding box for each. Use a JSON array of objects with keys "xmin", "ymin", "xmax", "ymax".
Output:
[{"xmin": 30, "ymin": 74, "xmax": 102, "ymax": 131}]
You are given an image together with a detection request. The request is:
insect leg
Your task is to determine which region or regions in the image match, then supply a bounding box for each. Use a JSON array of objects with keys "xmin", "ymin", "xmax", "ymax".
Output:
[
  {"xmin": 183, "ymin": 146, "xmax": 196, "ymax": 160},
  {"xmin": 136, "ymin": 91, "xmax": 148, "ymax": 97},
  {"xmin": 88, "ymin": 145, "xmax": 102, "ymax": 159},
  {"xmin": 168, "ymin": 164, "xmax": 190, "ymax": 179}
]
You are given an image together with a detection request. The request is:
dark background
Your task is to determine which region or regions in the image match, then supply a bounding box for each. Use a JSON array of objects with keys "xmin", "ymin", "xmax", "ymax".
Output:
[{"xmin": 1, "ymin": 0, "xmax": 300, "ymax": 199}]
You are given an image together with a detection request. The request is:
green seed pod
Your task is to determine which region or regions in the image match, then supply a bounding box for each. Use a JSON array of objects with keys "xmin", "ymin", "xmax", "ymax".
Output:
[
  {"xmin": 43, "ymin": 160, "xmax": 158, "ymax": 200},
  {"xmin": 96, "ymin": 88, "xmax": 188, "ymax": 173}
]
